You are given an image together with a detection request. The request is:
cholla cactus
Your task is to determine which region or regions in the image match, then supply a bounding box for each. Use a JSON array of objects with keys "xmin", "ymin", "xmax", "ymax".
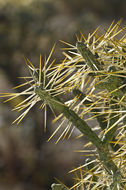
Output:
[{"xmin": 1, "ymin": 21, "xmax": 126, "ymax": 189}]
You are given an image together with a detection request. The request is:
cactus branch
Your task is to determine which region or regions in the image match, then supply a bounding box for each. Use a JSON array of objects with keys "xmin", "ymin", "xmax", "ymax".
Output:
[
  {"xmin": 35, "ymin": 86, "xmax": 121, "ymax": 179},
  {"xmin": 73, "ymin": 88, "xmax": 120, "ymax": 151},
  {"xmin": 76, "ymin": 41, "xmax": 124, "ymax": 97},
  {"xmin": 76, "ymin": 42, "xmax": 102, "ymax": 71}
]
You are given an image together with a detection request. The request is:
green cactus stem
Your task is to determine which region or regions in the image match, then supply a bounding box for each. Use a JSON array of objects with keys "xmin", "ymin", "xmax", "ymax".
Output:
[
  {"xmin": 76, "ymin": 42, "xmax": 103, "ymax": 71},
  {"xmin": 51, "ymin": 183, "xmax": 67, "ymax": 190},
  {"xmin": 73, "ymin": 88, "xmax": 120, "ymax": 151},
  {"xmin": 35, "ymin": 86, "xmax": 122, "ymax": 183},
  {"xmin": 76, "ymin": 42, "xmax": 123, "ymax": 97}
]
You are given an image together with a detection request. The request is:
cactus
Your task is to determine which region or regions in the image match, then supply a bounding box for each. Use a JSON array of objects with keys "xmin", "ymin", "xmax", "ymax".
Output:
[
  {"xmin": 1, "ymin": 21, "xmax": 126, "ymax": 189},
  {"xmin": 51, "ymin": 183, "xmax": 67, "ymax": 190}
]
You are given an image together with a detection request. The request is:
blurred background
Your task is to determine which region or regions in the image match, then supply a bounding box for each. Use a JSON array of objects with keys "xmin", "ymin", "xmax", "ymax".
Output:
[{"xmin": 0, "ymin": 0, "xmax": 126, "ymax": 189}]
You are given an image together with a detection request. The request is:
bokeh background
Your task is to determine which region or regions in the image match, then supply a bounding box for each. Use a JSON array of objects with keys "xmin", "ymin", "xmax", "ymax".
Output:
[{"xmin": 0, "ymin": 0, "xmax": 126, "ymax": 189}]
